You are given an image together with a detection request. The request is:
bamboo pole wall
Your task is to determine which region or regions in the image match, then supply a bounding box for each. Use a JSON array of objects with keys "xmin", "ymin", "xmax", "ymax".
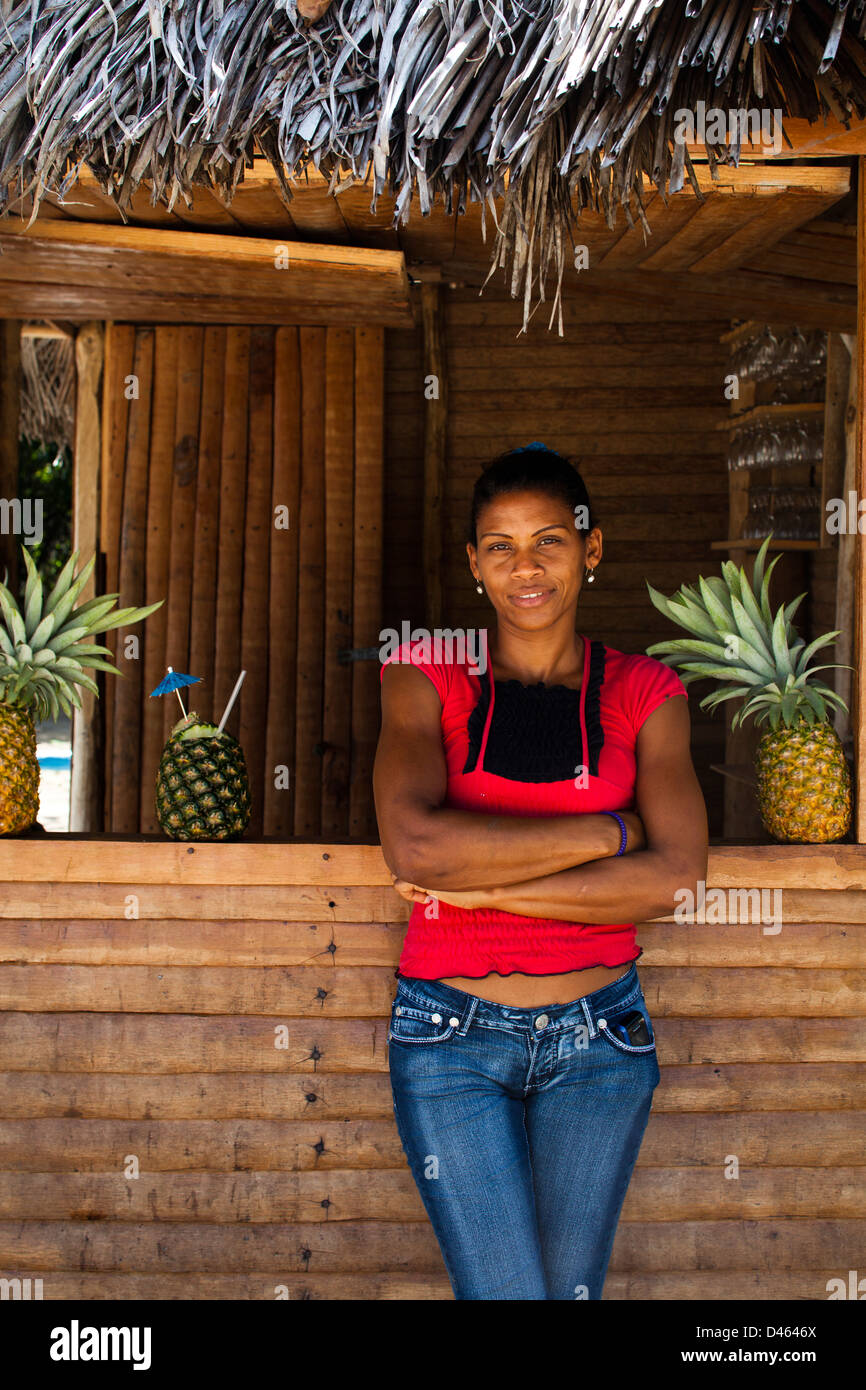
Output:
[{"xmin": 100, "ymin": 323, "xmax": 384, "ymax": 838}]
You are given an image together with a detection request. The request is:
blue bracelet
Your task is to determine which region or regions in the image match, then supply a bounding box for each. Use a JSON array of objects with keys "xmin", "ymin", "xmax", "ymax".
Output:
[{"xmin": 601, "ymin": 811, "xmax": 627, "ymax": 856}]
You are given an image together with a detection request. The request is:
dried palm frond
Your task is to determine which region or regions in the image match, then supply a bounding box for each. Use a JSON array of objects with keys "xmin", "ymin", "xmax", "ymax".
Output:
[
  {"xmin": 0, "ymin": 0, "xmax": 864, "ymax": 334},
  {"xmin": 20, "ymin": 333, "xmax": 75, "ymax": 452}
]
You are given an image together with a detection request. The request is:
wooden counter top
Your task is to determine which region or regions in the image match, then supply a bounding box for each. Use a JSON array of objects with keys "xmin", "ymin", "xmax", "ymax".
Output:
[{"xmin": 0, "ymin": 836, "xmax": 863, "ymax": 890}]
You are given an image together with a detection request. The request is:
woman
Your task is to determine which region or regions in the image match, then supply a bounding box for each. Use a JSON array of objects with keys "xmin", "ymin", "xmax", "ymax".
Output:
[{"xmin": 373, "ymin": 444, "xmax": 708, "ymax": 1300}]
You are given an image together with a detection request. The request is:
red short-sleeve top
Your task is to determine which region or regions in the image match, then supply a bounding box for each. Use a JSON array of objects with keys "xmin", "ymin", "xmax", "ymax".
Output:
[{"xmin": 379, "ymin": 631, "xmax": 688, "ymax": 980}]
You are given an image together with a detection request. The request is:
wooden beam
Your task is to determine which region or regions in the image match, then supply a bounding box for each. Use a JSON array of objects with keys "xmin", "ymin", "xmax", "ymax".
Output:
[
  {"xmin": 1, "ymin": 836, "xmax": 866, "ymax": 889},
  {"xmin": 0, "ymin": 283, "xmax": 413, "ymax": 329},
  {"xmin": 686, "ymin": 116, "xmax": 866, "ymax": 160},
  {"xmin": 582, "ymin": 269, "xmax": 857, "ymax": 333},
  {"xmin": 0, "ymin": 222, "xmax": 411, "ymax": 325},
  {"xmin": 421, "ymin": 283, "xmax": 447, "ymax": 628},
  {"xmin": 20, "ymin": 322, "xmax": 75, "ymax": 340},
  {"xmin": 855, "ymin": 158, "xmax": 866, "ymax": 843},
  {"xmin": 69, "ymin": 323, "xmax": 104, "ymax": 833}
]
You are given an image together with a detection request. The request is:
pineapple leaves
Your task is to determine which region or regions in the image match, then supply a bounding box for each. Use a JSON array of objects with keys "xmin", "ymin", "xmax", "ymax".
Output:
[
  {"xmin": 664, "ymin": 661, "xmax": 769, "ymax": 685},
  {"xmin": 720, "ymin": 561, "xmax": 743, "ymax": 604},
  {"xmin": 41, "ymin": 549, "xmax": 80, "ymax": 618},
  {"xmin": 771, "ymin": 605, "xmax": 793, "ymax": 678},
  {"xmin": 27, "ymin": 613, "xmax": 57, "ymax": 651},
  {"xmin": 21, "ymin": 546, "xmax": 43, "ymax": 639},
  {"xmin": 0, "ymin": 584, "xmax": 25, "ymax": 646},
  {"xmin": 0, "ymin": 548, "xmax": 163, "ymax": 713},
  {"xmin": 750, "ymin": 535, "xmax": 772, "ymax": 603},
  {"xmin": 46, "ymin": 626, "xmax": 91, "ymax": 655},
  {"xmin": 801, "ymin": 686, "xmax": 829, "ymax": 720},
  {"xmin": 795, "ymin": 631, "xmax": 842, "ymax": 675},
  {"xmin": 85, "ymin": 599, "xmax": 164, "ymax": 635},
  {"xmin": 728, "ymin": 595, "xmax": 775, "ymax": 673},
  {"xmin": 736, "ymin": 571, "xmax": 769, "ymax": 646},
  {"xmin": 759, "ymin": 553, "xmax": 784, "ymax": 630},
  {"xmin": 698, "ymin": 575, "xmax": 734, "ymax": 630},
  {"xmin": 53, "ymin": 668, "xmax": 99, "ymax": 696},
  {"xmin": 784, "ymin": 592, "xmax": 807, "ymax": 631},
  {"xmin": 46, "ymin": 554, "xmax": 96, "ymax": 630},
  {"xmin": 699, "ymin": 685, "xmax": 755, "ymax": 713},
  {"xmin": 781, "ymin": 690, "xmax": 799, "ymax": 722},
  {"xmin": 645, "ymin": 584, "xmax": 718, "ymax": 640}
]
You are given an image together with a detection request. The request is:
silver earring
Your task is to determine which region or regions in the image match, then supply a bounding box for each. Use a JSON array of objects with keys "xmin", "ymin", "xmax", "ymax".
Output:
[
  {"xmin": 585, "ymin": 566, "xmax": 596, "ymax": 584},
  {"xmin": 476, "ymin": 582, "xmax": 483, "ymax": 594}
]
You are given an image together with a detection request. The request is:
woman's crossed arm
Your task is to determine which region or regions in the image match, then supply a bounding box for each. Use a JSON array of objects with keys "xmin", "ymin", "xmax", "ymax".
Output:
[
  {"xmin": 391, "ymin": 694, "xmax": 708, "ymax": 925},
  {"xmin": 373, "ymin": 662, "xmax": 645, "ymax": 890}
]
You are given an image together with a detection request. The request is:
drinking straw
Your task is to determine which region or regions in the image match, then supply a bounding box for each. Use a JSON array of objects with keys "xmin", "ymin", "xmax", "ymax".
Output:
[{"xmin": 217, "ymin": 670, "xmax": 247, "ymax": 733}]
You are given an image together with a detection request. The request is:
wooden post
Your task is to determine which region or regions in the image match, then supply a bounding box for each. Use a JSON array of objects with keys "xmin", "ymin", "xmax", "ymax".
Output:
[
  {"xmin": 139, "ymin": 327, "xmax": 178, "ymax": 827},
  {"xmin": 100, "ymin": 323, "xmax": 135, "ymax": 829},
  {"xmin": 350, "ymin": 325, "xmax": 385, "ymax": 839},
  {"xmin": 263, "ymin": 327, "xmax": 301, "ymax": 838},
  {"xmin": 0, "ymin": 321, "xmax": 21, "ymax": 593},
  {"xmin": 421, "ymin": 282, "xmax": 447, "ymax": 628},
  {"xmin": 239, "ymin": 326, "xmax": 274, "ymax": 834},
  {"xmin": 69, "ymin": 322, "xmax": 104, "ymax": 832},
  {"xmin": 321, "ymin": 326, "xmax": 354, "ymax": 837},
  {"xmin": 833, "ymin": 334, "xmax": 857, "ymax": 743},
  {"xmin": 294, "ymin": 328, "xmax": 326, "ymax": 837},
  {"xmin": 111, "ymin": 328, "xmax": 154, "ymax": 832},
  {"xmin": 855, "ymin": 159, "xmax": 866, "ymax": 842}
]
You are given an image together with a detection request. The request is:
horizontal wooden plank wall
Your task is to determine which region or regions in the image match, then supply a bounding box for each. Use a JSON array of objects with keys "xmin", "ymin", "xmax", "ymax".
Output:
[
  {"xmin": 100, "ymin": 324, "xmax": 384, "ymax": 839},
  {"xmin": 385, "ymin": 288, "xmax": 741, "ymax": 836},
  {"xmin": 0, "ymin": 842, "xmax": 863, "ymax": 1299}
]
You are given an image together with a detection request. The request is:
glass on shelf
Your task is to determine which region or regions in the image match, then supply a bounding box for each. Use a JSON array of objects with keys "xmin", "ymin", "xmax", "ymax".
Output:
[
  {"xmin": 730, "ymin": 324, "xmax": 827, "ymax": 391},
  {"xmin": 741, "ymin": 484, "xmax": 821, "ymax": 542}
]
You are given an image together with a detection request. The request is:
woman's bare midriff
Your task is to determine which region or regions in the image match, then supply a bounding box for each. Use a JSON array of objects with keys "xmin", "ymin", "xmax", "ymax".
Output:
[{"xmin": 437, "ymin": 961, "xmax": 633, "ymax": 1007}]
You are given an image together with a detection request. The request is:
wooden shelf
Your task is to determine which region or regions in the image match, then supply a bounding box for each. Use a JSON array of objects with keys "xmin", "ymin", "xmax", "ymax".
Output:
[
  {"xmin": 717, "ymin": 401, "xmax": 825, "ymax": 430},
  {"xmin": 710, "ymin": 538, "xmax": 821, "ymax": 551}
]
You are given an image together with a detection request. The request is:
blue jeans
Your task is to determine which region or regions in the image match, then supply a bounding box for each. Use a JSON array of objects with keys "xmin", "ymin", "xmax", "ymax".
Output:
[{"xmin": 387, "ymin": 962, "xmax": 660, "ymax": 1300}]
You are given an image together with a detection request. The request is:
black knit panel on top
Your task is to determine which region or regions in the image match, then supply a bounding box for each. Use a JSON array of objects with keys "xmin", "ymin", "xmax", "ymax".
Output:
[{"xmin": 462, "ymin": 640, "xmax": 606, "ymax": 783}]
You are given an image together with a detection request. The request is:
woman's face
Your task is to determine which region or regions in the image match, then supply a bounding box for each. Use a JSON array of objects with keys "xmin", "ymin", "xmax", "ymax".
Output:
[{"xmin": 467, "ymin": 489, "xmax": 602, "ymax": 625}]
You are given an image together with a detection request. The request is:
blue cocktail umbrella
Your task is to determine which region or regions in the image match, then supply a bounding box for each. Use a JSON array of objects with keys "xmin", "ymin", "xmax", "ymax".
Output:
[{"xmin": 149, "ymin": 667, "xmax": 202, "ymax": 721}]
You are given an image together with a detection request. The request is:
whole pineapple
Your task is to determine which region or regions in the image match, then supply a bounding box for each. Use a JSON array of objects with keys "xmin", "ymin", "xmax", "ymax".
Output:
[
  {"xmin": 646, "ymin": 535, "xmax": 851, "ymax": 844},
  {"xmin": 156, "ymin": 713, "xmax": 250, "ymax": 840},
  {"xmin": 0, "ymin": 546, "xmax": 163, "ymax": 834}
]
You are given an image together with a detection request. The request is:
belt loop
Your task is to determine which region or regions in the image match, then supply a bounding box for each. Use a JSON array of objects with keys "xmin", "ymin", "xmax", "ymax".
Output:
[
  {"xmin": 457, "ymin": 996, "xmax": 479, "ymax": 1035},
  {"xmin": 580, "ymin": 997, "xmax": 596, "ymax": 1039}
]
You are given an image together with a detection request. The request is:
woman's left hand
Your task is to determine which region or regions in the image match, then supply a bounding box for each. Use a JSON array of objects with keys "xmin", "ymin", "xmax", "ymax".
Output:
[{"xmin": 390, "ymin": 873, "xmax": 489, "ymax": 911}]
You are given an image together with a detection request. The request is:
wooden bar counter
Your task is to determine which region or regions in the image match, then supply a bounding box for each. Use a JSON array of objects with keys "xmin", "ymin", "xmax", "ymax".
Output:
[{"xmin": 0, "ymin": 837, "xmax": 863, "ymax": 1301}]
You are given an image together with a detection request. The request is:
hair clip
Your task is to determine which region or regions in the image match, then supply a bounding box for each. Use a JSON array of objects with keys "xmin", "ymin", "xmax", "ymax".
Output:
[{"xmin": 513, "ymin": 441, "xmax": 549, "ymax": 454}]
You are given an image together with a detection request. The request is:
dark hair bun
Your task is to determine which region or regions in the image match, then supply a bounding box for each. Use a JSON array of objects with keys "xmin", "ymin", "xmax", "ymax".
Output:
[{"xmin": 468, "ymin": 446, "xmax": 595, "ymax": 546}]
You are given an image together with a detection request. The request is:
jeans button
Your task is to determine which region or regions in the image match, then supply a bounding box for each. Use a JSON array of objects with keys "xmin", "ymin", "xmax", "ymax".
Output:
[
  {"xmin": 535, "ymin": 1014, "xmax": 549, "ymax": 1030},
  {"xmin": 449, "ymin": 1017, "xmax": 459, "ymax": 1027},
  {"xmin": 431, "ymin": 1013, "xmax": 442, "ymax": 1024}
]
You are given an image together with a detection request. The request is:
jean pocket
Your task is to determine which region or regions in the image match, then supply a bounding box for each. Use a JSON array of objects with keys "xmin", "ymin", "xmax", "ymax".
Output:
[
  {"xmin": 388, "ymin": 996, "xmax": 460, "ymax": 1045},
  {"xmin": 597, "ymin": 1000, "xmax": 657, "ymax": 1055}
]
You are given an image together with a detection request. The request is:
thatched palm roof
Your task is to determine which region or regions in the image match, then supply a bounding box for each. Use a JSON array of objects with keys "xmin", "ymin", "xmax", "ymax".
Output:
[{"xmin": 1, "ymin": 1, "xmax": 865, "ymax": 332}]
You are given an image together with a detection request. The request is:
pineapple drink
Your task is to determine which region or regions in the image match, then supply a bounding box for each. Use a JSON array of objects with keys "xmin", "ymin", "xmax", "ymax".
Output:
[{"xmin": 155, "ymin": 713, "xmax": 251, "ymax": 841}]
